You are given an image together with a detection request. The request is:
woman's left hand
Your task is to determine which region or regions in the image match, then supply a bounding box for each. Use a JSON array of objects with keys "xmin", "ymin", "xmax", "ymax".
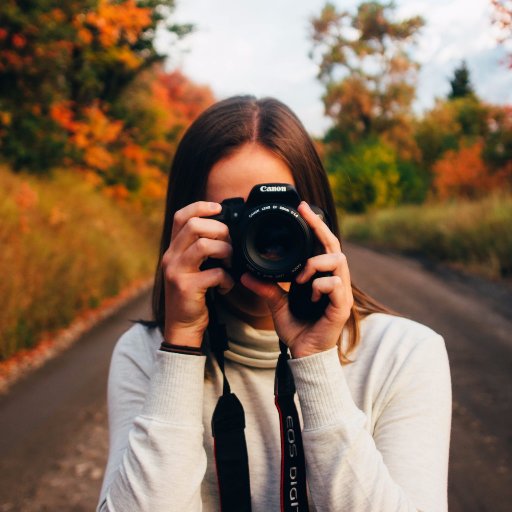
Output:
[{"xmin": 240, "ymin": 201, "xmax": 354, "ymax": 359}]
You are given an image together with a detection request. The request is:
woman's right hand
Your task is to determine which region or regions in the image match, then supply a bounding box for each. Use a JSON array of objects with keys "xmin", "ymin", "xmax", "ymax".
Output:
[{"xmin": 161, "ymin": 201, "xmax": 234, "ymax": 348}]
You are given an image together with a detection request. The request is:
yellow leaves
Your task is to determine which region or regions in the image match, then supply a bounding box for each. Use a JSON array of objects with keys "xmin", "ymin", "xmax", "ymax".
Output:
[{"xmin": 113, "ymin": 46, "xmax": 142, "ymax": 70}]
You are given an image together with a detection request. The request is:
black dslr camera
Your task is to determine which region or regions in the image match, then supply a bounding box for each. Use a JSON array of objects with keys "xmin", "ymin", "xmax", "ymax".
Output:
[
  {"xmin": 209, "ymin": 183, "xmax": 327, "ymax": 281},
  {"xmin": 206, "ymin": 183, "xmax": 331, "ymax": 321}
]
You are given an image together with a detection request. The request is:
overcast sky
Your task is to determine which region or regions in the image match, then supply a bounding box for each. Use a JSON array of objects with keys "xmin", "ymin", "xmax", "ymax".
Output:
[{"xmin": 155, "ymin": 0, "xmax": 512, "ymax": 136}]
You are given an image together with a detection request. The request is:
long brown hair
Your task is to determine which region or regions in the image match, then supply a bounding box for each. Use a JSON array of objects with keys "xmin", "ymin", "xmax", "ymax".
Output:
[{"xmin": 146, "ymin": 96, "xmax": 391, "ymax": 364}]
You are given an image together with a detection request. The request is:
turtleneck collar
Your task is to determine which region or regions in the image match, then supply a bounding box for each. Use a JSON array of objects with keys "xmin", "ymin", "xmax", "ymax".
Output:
[{"xmin": 215, "ymin": 305, "xmax": 280, "ymax": 369}]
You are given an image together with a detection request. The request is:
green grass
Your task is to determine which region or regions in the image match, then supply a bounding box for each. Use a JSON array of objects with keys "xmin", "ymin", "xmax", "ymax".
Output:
[
  {"xmin": 339, "ymin": 194, "xmax": 512, "ymax": 280},
  {"xmin": 0, "ymin": 165, "xmax": 164, "ymax": 360}
]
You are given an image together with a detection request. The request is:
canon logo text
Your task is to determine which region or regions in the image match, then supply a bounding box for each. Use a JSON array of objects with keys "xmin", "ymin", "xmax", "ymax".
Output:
[{"xmin": 260, "ymin": 185, "xmax": 287, "ymax": 192}]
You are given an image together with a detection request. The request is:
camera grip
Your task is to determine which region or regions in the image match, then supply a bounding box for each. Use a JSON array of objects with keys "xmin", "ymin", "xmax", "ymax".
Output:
[{"xmin": 288, "ymin": 272, "xmax": 330, "ymax": 323}]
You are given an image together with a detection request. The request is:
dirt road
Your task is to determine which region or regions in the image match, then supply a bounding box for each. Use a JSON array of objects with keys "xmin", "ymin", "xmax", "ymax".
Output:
[{"xmin": 0, "ymin": 243, "xmax": 511, "ymax": 511}]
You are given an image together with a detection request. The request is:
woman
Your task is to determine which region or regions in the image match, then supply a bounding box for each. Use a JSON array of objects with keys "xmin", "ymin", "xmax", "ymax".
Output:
[{"xmin": 97, "ymin": 96, "xmax": 451, "ymax": 511}]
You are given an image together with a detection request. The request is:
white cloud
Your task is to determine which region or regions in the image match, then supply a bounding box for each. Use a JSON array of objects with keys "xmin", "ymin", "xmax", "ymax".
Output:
[{"xmin": 157, "ymin": 0, "xmax": 512, "ymax": 136}]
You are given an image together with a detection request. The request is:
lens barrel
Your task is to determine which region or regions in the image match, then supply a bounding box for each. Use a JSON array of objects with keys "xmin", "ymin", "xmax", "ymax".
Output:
[{"xmin": 240, "ymin": 204, "xmax": 313, "ymax": 281}]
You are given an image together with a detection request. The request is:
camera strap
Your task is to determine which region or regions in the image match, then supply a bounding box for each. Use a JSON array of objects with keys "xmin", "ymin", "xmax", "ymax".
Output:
[
  {"xmin": 207, "ymin": 292, "xmax": 309, "ymax": 512},
  {"xmin": 275, "ymin": 339, "xmax": 310, "ymax": 512},
  {"xmin": 208, "ymin": 292, "xmax": 252, "ymax": 512}
]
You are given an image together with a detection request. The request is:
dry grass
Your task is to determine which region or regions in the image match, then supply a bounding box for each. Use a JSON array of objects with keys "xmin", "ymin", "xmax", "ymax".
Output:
[
  {"xmin": 0, "ymin": 165, "xmax": 164, "ymax": 359},
  {"xmin": 339, "ymin": 194, "xmax": 512, "ymax": 280}
]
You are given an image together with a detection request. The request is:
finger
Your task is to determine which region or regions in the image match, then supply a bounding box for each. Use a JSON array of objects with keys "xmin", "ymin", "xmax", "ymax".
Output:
[
  {"xmin": 297, "ymin": 201, "xmax": 340, "ymax": 254},
  {"xmin": 181, "ymin": 238, "xmax": 232, "ymax": 270},
  {"xmin": 240, "ymin": 273, "xmax": 288, "ymax": 313},
  {"xmin": 171, "ymin": 201, "xmax": 222, "ymax": 241},
  {"xmin": 311, "ymin": 275, "xmax": 344, "ymax": 307},
  {"xmin": 295, "ymin": 252, "xmax": 347, "ymax": 283},
  {"xmin": 197, "ymin": 267, "xmax": 235, "ymax": 295},
  {"xmin": 171, "ymin": 216, "xmax": 231, "ymax": 254}
]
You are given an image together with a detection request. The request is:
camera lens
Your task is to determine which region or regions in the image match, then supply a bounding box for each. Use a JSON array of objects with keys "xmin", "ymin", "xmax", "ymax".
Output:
[
  {"xmin": 242, "ymin": 208, "xmax": 312, "ymax": 280},
  {"xmin": 254, "ymin": 223, "xmax": 292, "ymax": 263}
]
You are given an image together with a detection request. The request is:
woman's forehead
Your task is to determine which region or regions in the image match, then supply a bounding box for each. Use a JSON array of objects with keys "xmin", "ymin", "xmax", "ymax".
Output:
[{"xmin": 204, "ymin": 143, "xmax": 295, "ymax": 203}]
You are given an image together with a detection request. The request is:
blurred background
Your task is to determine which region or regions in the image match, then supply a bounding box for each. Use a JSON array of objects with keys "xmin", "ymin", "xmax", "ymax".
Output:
[{"xmin": 0, "ymin": 1, "xmax": 511, "ymax": 510}]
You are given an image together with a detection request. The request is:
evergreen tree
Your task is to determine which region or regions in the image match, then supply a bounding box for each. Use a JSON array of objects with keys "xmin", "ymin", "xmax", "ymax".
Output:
[{"xmin": 448, "ymin": 61, "xmax": 475, "ymax": 100}]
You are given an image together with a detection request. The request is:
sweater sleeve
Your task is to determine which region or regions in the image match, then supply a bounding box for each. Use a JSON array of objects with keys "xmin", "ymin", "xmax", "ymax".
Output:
[
  {"xmin": 288, "ymin": 335, "xmax": 452, "ymax": 512},
  {"xmin": 96, "ymin": 327, "xmax": 207, "ymax": 512}
]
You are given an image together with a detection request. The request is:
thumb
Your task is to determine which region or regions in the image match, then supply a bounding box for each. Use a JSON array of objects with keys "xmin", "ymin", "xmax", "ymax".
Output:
[{"xmin": 240, "ymin": 273, "xmax": 287, "ymax": 313}]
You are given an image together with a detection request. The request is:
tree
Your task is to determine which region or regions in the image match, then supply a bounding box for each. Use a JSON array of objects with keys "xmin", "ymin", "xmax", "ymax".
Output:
[
  {"xmin": 0, "ymin": 0, "xmax": 192, "ymax": 172},
  {"xmin": 492, "ymin": 0, "xmax": 512, "ymax": 68},
  {"xmin": 448, "ymin": 61, "xmax": 475, "ymax": 100},
  {"xmin": 415, "ymin": 96, "xmax": 489, "ymax": 177},
  {"xmin": 329, "ymin": 139, "xmax": 401, "ymax": 212},
  {"xmin": 433, "ymin": 142, "xmax": 500, "ymax": 199},
  {"xmin": 310, "ymin": 1, "xmax": 424, "ymax": 155},
  {"xmin": 483, "ymin": 104, "xmax": 512, "ymax": 186}
]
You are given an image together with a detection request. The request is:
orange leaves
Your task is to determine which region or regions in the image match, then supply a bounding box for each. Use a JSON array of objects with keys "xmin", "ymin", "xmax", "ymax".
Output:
[
  {"xmin": 151, "ymin": 68, "xmax": 215, "ymax": 148},
  {"xmin": 121, "ymin": 143, "xmax": 145, "ymax": 167},
  {"xmin": 15, "ymin": 182, "xmax": 39, "ymax": 211},
  {"xmin": 48, "ymin": 94, "xmax": 172, "ymax": 202},
  {"xmin": 50, "ymin": 102, "xmax": 77, "ymax": 132},
  {"xmin": 15, "ymin": 181, "xmax": 39, "ymax": 234},
  {"xmin": 433, "ymin": 143, "xmax": 504, "ymax": 199},
  {"xmin": 50, "ymin": 101, "xmax": 123, "ymax": 173},
  {"xmin": 141, "ymin": 178, "xmax": 166, "ymax": 200},
  {"xmin": 78, "ymin": 0, "xmax": 152, "ymax": 48},
  {"xmin": 79, "ymin": 105, "xmax": 123, "ymax": 146},
  {"xmin": 84, "ymin": 146, "xmax": 115, "ymax": 171},
  {"xmin": 158, "ymin": 69, "xmax": 216, "ymax": 124},
  {"xmin": 103, "ymin": 184, "xmax": 130, "ymax": 202},
  {"xmin": 48, "ymin": 206, "xmax": 69, "ymax": 228}
]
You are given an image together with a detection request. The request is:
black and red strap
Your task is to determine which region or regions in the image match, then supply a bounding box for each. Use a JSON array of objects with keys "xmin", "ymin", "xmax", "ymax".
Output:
[
  {"xmin": 275, "ymin": 340, "xmax": 310, "ymax": 512},
  {"xmin": 207, "ymin": 290, "xmax": 309, "ymax": 512}
]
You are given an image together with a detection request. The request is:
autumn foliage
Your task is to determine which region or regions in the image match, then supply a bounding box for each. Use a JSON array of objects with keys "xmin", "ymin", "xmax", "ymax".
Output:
[
  {"xmin": 0, "ymin": 0, "xmax": 213, "ymax": 201},
  {"xmin": 311, "ymin": 2, "xmax": 512, "ymax": 212},
  {"xmin": 434, "ymin": 143, "xmax": 495, "ymax": 199}
]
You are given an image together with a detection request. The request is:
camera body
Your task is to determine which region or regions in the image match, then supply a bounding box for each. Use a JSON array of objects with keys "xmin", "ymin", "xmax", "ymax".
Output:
[{"xmin": 208, "ymin": 183, "xmax": 328, "ymax": 281}]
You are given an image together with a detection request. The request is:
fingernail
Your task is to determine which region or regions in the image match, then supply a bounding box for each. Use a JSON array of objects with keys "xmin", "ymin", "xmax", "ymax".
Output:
[{"xmin": 210, "ymin": 202, "xmax": 221, "ymax": 210}]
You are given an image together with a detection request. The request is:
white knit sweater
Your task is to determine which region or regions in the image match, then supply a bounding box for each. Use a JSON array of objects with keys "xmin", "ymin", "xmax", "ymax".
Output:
[{"xmin": 97, "ymin": 312, "xmax": 451, "ymax": 511}]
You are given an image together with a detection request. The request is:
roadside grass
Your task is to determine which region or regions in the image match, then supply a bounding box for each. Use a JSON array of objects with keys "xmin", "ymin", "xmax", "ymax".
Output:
[
  {"xmin": 0, "ymin": 165, "xmax": 164, "ymax": 360},
  {"xmin": 339, "ymin": 194, "xmax": 512, "ymax": 280}
]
